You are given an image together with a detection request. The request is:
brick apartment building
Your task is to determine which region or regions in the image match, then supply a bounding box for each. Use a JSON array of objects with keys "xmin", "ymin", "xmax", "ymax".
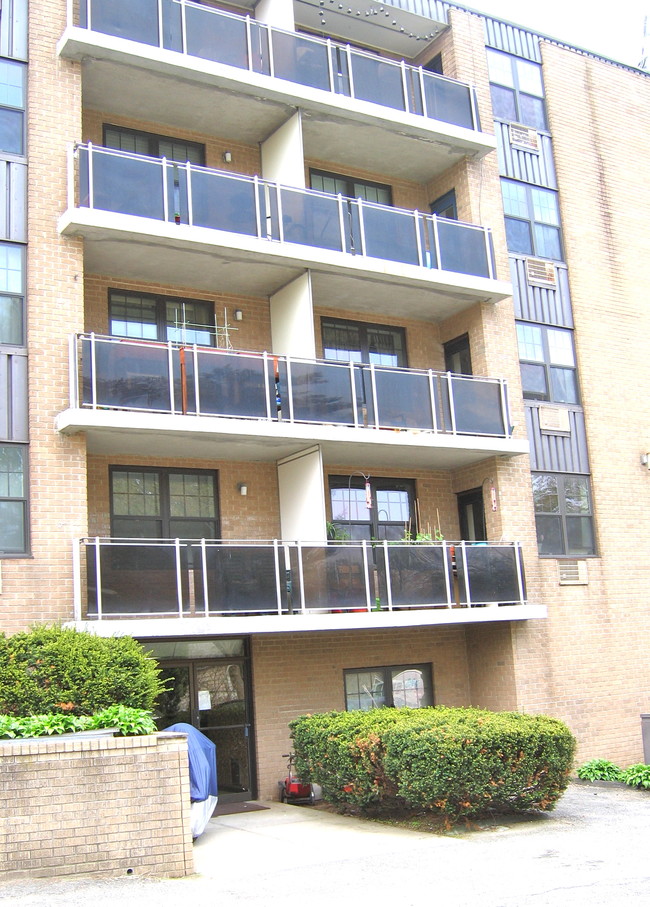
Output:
[{"xmin": 0, "ymin": 0, "xmax": 648, "ymax": 801}]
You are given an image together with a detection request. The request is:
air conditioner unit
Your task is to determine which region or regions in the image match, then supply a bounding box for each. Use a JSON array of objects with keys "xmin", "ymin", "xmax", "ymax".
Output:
[
  {"xmin": 509, "ymin": 123, "xmax": 540, "ymax": 152},
  {"xmin": 538, "ymin": 405, "xmax": 571, "ymax": 434},
  {"xmin": 525, "ymin": 257, "xmax": 557, "ymax": 288},
  {"xmin": 558, "ymin": 560, "xmax": 588, "ymax": 585}
]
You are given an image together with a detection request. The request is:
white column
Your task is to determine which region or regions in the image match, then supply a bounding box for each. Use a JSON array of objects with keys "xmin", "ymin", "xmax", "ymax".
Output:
[
  {"xmin": 277, "ymin": 446, "xmax": 327, "ymax": 541},
  {"xmin": 270, "ymin": 272, "xmax": 315, "ymax": 358},
  {"xmin": 260, "ymin": 110, "xmax": 305, "ymax": 188},
  {"xmin": 254, "ymin": 0, "xmax": 295, "ymax": 30}
]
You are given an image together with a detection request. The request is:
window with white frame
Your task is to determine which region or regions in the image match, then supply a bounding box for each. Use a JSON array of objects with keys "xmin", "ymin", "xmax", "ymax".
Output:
[
  {"xmin": 516, "ymin": 322, "xmax": 579, "ymax": 404},
  {"xmin": 344, "ymin": 664, "xmax": 433, "ymax": 711},
  {"xmin": 532, "ymin": 473, "xmax": 595, "ymax": 557},
  {"xmin": 502, "ymin": 179, "xmax": 562, "ymax": 260}
]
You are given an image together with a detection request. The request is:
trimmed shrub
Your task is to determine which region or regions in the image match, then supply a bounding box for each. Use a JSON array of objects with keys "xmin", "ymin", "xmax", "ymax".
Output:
[
  {"xmin": 290, "ymin": 706, "xmax": 576, "ymax": 819},
  {"xmin": 577, "ymin": 758, "xmax": 623, "ymax": 782},
  {"xmin": 0, "ymin": 626, "xmax": 165, "ymax": 716}
]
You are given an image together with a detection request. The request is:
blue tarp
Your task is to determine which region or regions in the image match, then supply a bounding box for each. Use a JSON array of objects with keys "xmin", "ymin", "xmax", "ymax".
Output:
[{"xmin": 164, "ymin": 723, "xmax": 218, "ymax": 801}]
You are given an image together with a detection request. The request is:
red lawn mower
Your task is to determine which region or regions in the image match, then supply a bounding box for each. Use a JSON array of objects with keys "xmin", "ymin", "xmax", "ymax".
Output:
[{"xmin": 278, "ymin": 752, "xmax": 316, "ymax": 805}]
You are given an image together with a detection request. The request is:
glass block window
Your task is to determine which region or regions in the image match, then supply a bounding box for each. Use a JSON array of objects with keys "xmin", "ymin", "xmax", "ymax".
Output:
[
  {"xmin": 532, "ymin": 473, "xmax": 595, "ymax": 556},
  {"xmin": 344, "ymin": 664, "xmax": 433, "ymax": 711},
  {"xmin": 0, "ymin": 443, "xmax": 27, "ymax": 555}
]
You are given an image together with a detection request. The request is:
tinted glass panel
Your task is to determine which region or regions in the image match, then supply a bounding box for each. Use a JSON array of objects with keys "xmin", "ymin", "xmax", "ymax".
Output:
[
  {"xmin": 520, "ymin": 362, "xmax": 548, "ymax": 399},
  {"xmin": 373, "ymin": 370, "xmax": 433, "ymax": 430},
  {"xmin": 451, "ymin": 377, "xmax": 505, "ymax": 435},
  {"xmin": 550, "ymin": 367, "xmax": 579, "ymax": 404},
  {"xmin": 194, "ymin": 352, "xmax": 270, "ymax": 418},
  {"xmin": 87, "ymin": 543, "xmax": 187, "ymax": 615},
  {"xmin": 566, "ymin": 516, "xmax": 595, "ymax": 555},
  {"xmin": 0, "ymin": 108, "xmax": 23, "ymax": 154},
  {"xmin": 422, "ymin": 74, "xmax": 473, "ymax": 128},
  {"xmin": 518, "ymin": 93, "xmax": 547, "ymax": 130},
  {"xmin": 0, "ymin": 499, "xmax": 25, "ymax": 552},
  {"xmin": 505, "ymin": 217, "xmax": 533, "ymax": 254},
  {"xmin": 490, "ymin": 84, "xmax": 517, "ymax": 121},
  {"xmin": 302, "ymin": 545, "xmax": 368, "ymax": 610},
  {"xmin": 535, "ymin": 514, "xmax": 564, "ymax": 556},
  {"xmin": 362, "ymin": 205, "xmax": 419, "ymax": 265},
  {"xmin": 288, "ymin": 361, "xmax": 355, "ymax": 424},
  {"xmin": 437, "ymin": 220, "xmax": 489, "ymax": 277},
  {"xmin": 87, "ymin": 149, "xmax": 165, "ymax": 219},
  {"xmin": 185, "ymin": 4, "xmax": 250, "ymax": 69},
  {"xmin": 86, "ymin": 0, "xmax": 160, "ymax": 46},
  {"xmin": 281, "ymin": 189, "xmax": 343, "ymax": 251},
  {"xmin": 376, "ymin": 544, "xmax": 450, "ymax": 607},
  {"xmin": 534, "ymin": 223, "xmax": 562, "ymax": 259},
  {"xmin": 271, "ymin": 32, "xmax": 330, "ymax": 91},
  {"xmin": 350, "ymin": 55, "xmax": 405, "ymax": 111},
  {"xmin": 191, "ymin": 171, "xmax": 258, "ymax": 235},
  {"xmin": 83, "ymin": 338, "xmax": 172, "ymax": 410},
  {"xmin": 201, "ymin": 546, "xmax": 283, "ymax": 613},
  {"xmin": 0, "ymin": 295, "xmax": 23, "ymax": 345},
  {"xmin": 456, "ymin": 546, "xmax": 522, "ymax": 605}
]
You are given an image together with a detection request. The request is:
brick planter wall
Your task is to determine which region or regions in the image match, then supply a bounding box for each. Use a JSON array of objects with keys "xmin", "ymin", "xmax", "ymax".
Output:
[{"xmin": 0, "ymin": 733, "xmax": 194, "ymax": 879}]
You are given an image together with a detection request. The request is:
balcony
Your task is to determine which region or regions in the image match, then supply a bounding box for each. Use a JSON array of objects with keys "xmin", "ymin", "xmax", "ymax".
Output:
[
  {"xmin": 73, "ymin": 537, "xmax": 544, "ymax": 634},
  {"xmin": 58, "ymin": 0, "xmax": 497, "ymax": 181},
  {"xmin": 56, "ymin": 335, "xmax": 529, "ymax": 468},
  {"xmin": 59, "ymin": 145, "xmax": 511, "ymax": 318}
]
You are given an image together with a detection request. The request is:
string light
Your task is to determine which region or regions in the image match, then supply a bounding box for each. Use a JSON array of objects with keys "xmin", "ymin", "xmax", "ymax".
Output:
[{"xmin": 314, "ymin": 3, "xmax": 441, "ymax": 43}]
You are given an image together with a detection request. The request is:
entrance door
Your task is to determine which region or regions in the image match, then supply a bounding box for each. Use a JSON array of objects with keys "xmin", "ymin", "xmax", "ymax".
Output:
[
  {"xmin": 457, "ymin": 488, "xmax": 487, "ymax": 541},
  {"xmin": 151, "ymin": 640, "xmax": 255, "ymax": 803}
]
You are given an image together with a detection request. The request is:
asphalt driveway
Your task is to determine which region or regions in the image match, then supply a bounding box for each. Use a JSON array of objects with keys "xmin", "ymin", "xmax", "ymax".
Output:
[{"xmin": 1, "ymin": 781, "xmax": 648, "ymax": 906}]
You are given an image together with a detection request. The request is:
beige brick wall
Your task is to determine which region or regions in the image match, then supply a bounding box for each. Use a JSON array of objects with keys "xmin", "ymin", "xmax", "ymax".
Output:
[
  {"xmin": 0, "ymin": 733, "xmax": 193, "ymax": 879},
  {"xmin": 251, "ymin": 625, "xmax": 472, "ymax": 799}
]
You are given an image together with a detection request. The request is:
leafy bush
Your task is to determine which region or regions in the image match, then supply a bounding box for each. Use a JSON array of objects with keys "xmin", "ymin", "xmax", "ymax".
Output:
[
  {"xmin": 0, "ymin": 706, "xmax": 156, "ymax": 739},
  {"xmin": 290, "ymin": 706, "xmax": 576, "ymax": 820},
  {"xmin": 621, "ymin": 764, "xmax": 650, "ymax": 790},
  {"xmin": 0, "ymin": 626, "xmax": 165, "ymax": 716},
  {"xmin": 576, "ymin": 758, "xmax": 623, "ymax": 782}
]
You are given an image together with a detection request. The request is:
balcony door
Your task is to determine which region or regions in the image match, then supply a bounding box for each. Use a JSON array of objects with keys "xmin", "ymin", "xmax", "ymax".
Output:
[
  {"xmin": 329, "ymin": 476, "xmax": 415, "ymax": 542},
  {"xmin": 457, "ymin": 488, "xmax": 486, "ymax": 541},
  {"xmin": 149, "ymin": 638, "xmax": 255, "ymax": 804}
]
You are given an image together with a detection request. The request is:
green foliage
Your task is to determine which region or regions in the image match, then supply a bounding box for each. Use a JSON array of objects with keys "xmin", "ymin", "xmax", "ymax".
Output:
[
  {"xmin": 290, "ymin": 706, "xmax": 576, "ymax": 820},
  {"xmin": 0, "ymin": 626, "xmax": 165, "ymax": 716},
  {"xmin": 621, "ymin": 763, "xmax": 650, "ymax": 790},
  {"xmin": 577, "ymin": 758, "xmax": 623, "ymax": 782},
  {"xmin": 0, "ymin": 706, "xmax": 156, "ymax": 738}
]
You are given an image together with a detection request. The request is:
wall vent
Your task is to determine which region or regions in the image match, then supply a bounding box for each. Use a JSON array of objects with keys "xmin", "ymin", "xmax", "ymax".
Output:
[
  {"xmin": 558, "ymin": 560, "xmax": 588, "ymax": 585},
  {"xmin": 538, "ymin": 405, "xmax": 571, "ymax": 434},
  {"xmin": 509, "ymin": 123, "xmax": 540, "ymax": 152},
  {"xmin": 525, "ymin": 257, "xmax": 557, "ymax": 288}
]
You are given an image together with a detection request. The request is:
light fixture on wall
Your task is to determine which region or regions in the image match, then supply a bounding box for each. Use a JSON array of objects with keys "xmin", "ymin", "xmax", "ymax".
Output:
[
  {"xmin": 237, "ymin": 482, "xmax": 248, "ymax": 496},
  {"xmin": 222, "ymin": 151, "xmax": 232, "ymax": 163},
  {"xmin": 233, "ymin": 309, "xmax": 243, "ymax": 321},
  {"xmin": 641, "ymin": 453, "xmax": 650, "ymax": 469}
]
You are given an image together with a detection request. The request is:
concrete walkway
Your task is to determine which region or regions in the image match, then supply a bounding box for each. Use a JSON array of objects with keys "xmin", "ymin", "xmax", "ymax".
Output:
[{"xmin": 1, "ymin": 782, "xmax": 648, "ymax": 905}]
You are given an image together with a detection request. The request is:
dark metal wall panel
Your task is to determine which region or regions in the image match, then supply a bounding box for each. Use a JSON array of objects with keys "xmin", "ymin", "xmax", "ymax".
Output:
[
  {"xmin": 509, "ymin": 256, "xmax": 574, "ymax": 327},
  {"xmin": 0, "ymin": 0, "xmax": 28, "ymax": 60},
  {"xmin": 0, "ymin": 161, "xmax": 27, "ymax": 242},
  {"xmin": 525, "ymin": 405, "xmax": 589, "ymax": 473},
  {"xmin": 0, "ymin": 350, "xmax": 28, "ymax": 442},
  {"xmin": 495, "ymin": 123, "xmax": 556, "ymax": 188},
  {"xmin": 483, "ymin": 16, "xmax": 542, "ymax": 62},
  {"xmin": 391, "ymin": 0, "xmax": 450, "ymax": 24}
]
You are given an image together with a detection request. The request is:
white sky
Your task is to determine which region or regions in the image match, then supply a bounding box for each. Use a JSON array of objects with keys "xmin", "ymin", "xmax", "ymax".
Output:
[{"xmin": 464, "ymin": 0, "xmax": 649, "ymax": 67}]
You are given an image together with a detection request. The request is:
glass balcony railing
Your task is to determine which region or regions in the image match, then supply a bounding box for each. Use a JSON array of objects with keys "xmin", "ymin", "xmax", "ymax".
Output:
[
  {"xmin": 77, "ymin": 537, "xmax": 526, "ymax": 619},
  {"xmin": 75, "ymin": 0, "xmax": 480, "ymax": 131},
  {"xmin": 73, "ymin": 334, "xmax": 511, "ymax": 438},
  {"xmin": 74, "ymin": 144, "xmax": 496, "ymax": 279}
]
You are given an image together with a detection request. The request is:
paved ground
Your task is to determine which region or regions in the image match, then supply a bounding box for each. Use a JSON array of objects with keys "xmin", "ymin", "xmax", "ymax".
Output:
[{"xmin": 1, "ymin": 781, "xmax": 648, "ymax": 906}]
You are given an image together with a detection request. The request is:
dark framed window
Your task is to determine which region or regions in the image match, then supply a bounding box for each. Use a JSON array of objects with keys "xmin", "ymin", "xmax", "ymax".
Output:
[
  {"xmin": 103, "ymin": 124, "xmax": 205, "ymax": 165},
  {"xmin": 486, "ymin": 48, "xmax": 546, "ymax": 131},
  {"xmin": 532, "ymin": 473, "xmax": 595, "ymax": 557},
  {"xmin": 329, "ymin": 476, "xmax": 415, "ymax": 542},
  {"xmin": 502, "ymin": 179, "xmax": 562, "ymax": 260},
  {"xmin": 344, "ymin": 663, "xmax": 433, "ymax": 710},
  {"xmin": 309, "ymin": 169, "xmax": 392, "ymax": 206},
  {"xmin": 444, "ymin": 333, "xmax": 472, "ymax": 375},
  {"xmin": 517, "ymin": 323, "xmax": 579, "ymax": 403},
  {"xmin": 110, "ymin": 466, "xmax": 219, "ymax": 540},
  {"xmin": 0, "ymin": 59, "xmax": 26, "ymax": 156},
  {"xmin": 430, "ymin": 189, "xmax": 457, "ymax": 220},
  {"xmin": 321, "ymin": 316, "xmax": 407, "ymax": 367},
  {"xmin": 0, "ymin": 443, "xmax": 28, "ymax": 555},
  {"xmin": 109, "ymin": 289, "xmax": 215, "ymax": 346},
  {"xmin": 0, "ymin": 242, "xmax": 25, "ymax": 346}
]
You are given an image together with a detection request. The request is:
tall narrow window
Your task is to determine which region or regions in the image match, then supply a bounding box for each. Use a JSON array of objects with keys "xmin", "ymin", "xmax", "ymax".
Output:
[
  {"xmin": 487, "ymin": 49, "xmax": 546, "ymax": 131},
  {"xmin": 0, "ymin": 59, "xmax": 25, "ymax": 155},
  {"xmin": 0, "ymin": 443, "xmax": 27, "ymax": 554},
  {"xmin": 532, "ymin": 473, "xmax": 595, "ymax": 556},
  {"xmin": 502, "ymin": 180, "xmax": 562, "ymax": 260},
  {"xmin": 517, "ymin": 323, "xmax": 579, "ymax": 403}
]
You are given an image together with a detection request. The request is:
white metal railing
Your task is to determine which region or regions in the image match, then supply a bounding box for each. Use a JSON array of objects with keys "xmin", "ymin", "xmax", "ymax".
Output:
[
  {"xmin": 74, "ymin": 537, "xmax": 527, "ymax": 620},
  {"xmin": 72, "ymin": 143, "xmax": 496, "ymax": 280},
  {"xmin": 71, "ymin": 333, "xmax": 512, "ymax": 438},
  {"xmin": 72, "ymin": 0, "xmax": 481, "ymax": 132}
]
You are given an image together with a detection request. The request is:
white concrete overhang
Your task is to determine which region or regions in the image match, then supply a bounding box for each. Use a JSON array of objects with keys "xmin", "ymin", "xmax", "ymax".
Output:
[
  {"xmin": 58, "ymin": 208, "xmax": 512, "ymax": 321},
  {"xmin": 57, "ymin": 27, "xmax": 496, "ymax": 183},
  {"xmin": 293, "ymin": 0, "xmax": 447, "ymax": 57},
  {"xmin": 55, "ymin": 406, "xmax": 530, "ymax": 469},
  {"xmin": 65, "ymin": 603, "xmax": 548, "ymax": 638}
]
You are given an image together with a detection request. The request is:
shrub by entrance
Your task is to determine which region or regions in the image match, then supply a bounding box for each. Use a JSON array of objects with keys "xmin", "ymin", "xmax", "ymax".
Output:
[{"xmin": 290, "ymin": 706, "xmax": 576, "ymax": 820}]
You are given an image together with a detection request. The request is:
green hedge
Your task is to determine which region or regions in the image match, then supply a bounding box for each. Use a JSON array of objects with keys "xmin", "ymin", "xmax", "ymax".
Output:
[
  {"xmin": 290, "ymin": 706, "xmax": 576, "ymax": 819},
  {"xmin": 0, "ymin": 626, "xmax": 165, "ymax": 716}
]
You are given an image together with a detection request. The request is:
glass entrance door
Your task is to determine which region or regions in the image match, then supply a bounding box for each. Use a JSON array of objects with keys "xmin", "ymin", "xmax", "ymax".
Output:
[{"xmin": 150, "ymin": 638, "xmax": 254, "ymax": 803}]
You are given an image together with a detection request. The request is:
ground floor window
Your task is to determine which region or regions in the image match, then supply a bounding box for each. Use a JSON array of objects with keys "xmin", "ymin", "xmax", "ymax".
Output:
[
  {"xmin": 0, "ymin": 443, "xmax": 28, "ymax": 555},
  {"xmin": 344, "ymin": 664, "xmax": 433, "ymax": 711},
  {"xmin": 532, "ymin": 472, "xmax": 595, "ymax": 556}
]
